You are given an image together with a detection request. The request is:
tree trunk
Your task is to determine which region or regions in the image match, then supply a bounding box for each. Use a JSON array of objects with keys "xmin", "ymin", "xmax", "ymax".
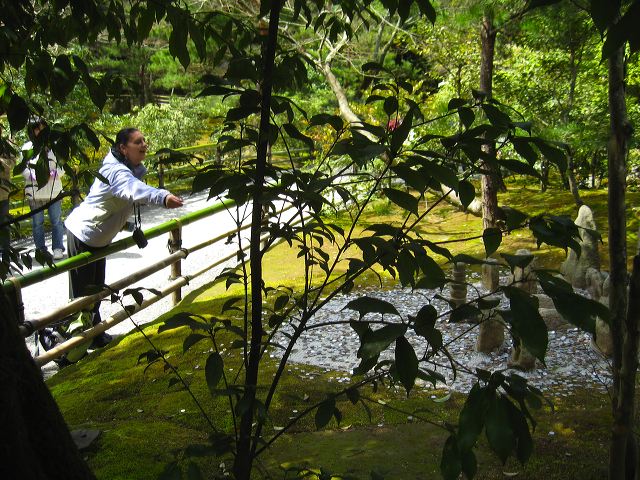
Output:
[
  {"xmin": 320, "ymin": 62, "xmax": 363, "ymax": 128},
  {"xmin": 566, "ymin": 149, "xmax": 583, "ymax": 207},
  {"xmin": 479, "ymin": 12, "xmax": 501, "ymax": 292},
  {"xmin": 0, "ymin": 289, "xmax": 95, "ymax": 480},
  {"xmin": 479, "ymin": 13, "xmax": 499, "ymax": 233},
  {"xmin": 606, "ymin": 31, "xmax": 636, "ymax": 480},
  {"xmin": 564, "ymin": 44, "xmax": 583, "ymax": 206},
  {"xmin": 233, "ymin": 2, "xmax": 282, "ymax": 479}
]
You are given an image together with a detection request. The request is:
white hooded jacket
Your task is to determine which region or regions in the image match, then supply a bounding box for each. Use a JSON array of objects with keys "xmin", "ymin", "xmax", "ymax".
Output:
[
  {"xmin": 22, "ymin": 141, "xmax": 64, "ymax": 202},
  {"xmin": 65, "ymin": 151, "xmax": 169, "ymax": 248}
]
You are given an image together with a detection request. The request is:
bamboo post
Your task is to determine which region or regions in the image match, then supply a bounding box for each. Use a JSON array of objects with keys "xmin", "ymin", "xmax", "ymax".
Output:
[{"xmin": 168, "ymin": 223, "xmax": 182, "ymax": 305}]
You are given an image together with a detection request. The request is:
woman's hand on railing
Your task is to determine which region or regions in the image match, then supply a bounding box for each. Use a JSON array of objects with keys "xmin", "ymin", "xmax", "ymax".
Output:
[{"xmin": 164, "ymin": 194, "xmax": 184, "ymax": 209}]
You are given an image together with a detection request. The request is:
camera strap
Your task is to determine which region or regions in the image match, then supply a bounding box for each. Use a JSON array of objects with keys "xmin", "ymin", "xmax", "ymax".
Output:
[{"xmin": 134, "ymin": 204, "xmax": 142, "ymax": 230}]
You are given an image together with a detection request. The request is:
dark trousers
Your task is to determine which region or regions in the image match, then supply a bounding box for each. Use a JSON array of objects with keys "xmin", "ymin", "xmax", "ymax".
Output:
[{"xmin": 67, "ymin": 229, "xmax": 106, "ymax": 326}]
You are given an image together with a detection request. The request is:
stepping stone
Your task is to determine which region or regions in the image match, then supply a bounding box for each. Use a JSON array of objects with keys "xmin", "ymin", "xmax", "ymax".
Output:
[{"xmin": 71, "ymin": 429, "xmax": 101, "ymax": 451}]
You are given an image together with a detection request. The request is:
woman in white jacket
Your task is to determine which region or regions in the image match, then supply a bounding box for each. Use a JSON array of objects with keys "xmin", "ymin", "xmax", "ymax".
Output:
[
  {"xmin": 22, "ymin": 118, "xmax": 65, "ymax": 259},
  {"xmin": 64, "ymin": 127, "xmax": 183, "ymax": 349}
]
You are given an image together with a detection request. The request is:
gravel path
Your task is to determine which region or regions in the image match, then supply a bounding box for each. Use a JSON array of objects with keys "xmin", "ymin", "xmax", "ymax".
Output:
[{"xmin": 271, "ymin": 275, "xmax": 612, "ymax": 398}]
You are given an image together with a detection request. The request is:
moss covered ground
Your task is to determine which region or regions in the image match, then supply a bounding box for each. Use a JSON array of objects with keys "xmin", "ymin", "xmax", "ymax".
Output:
[{"xmin": 46, "ymin": 181, "xmax": 636, "ymax": 479}]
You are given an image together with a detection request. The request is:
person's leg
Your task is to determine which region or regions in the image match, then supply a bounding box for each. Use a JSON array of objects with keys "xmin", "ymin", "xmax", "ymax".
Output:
[
  {"xmin": 30, "ymin": 200, "xmax": 46, "ymax": 251},
  {"xmin": 48, "ymin": 200, "xmax": 64, "ymax": 252},
  {"xmin": 67, "ymin": 230, "xmax": 110, "ymax": 347}
]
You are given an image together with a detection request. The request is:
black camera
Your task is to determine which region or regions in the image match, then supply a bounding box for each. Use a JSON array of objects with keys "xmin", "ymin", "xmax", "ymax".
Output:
[{"xmin": 132, "ymin": 227, "xmax": 148, "ymax": 249}]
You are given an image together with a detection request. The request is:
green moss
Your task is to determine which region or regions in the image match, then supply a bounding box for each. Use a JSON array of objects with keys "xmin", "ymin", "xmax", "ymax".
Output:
[{"xmin": 46, "ymin": 182, "xmax": 627, "ymax": 479}]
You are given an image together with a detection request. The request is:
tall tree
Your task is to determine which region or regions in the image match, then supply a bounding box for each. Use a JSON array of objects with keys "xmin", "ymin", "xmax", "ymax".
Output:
[{"xmin": 603, "ymin": 5, "xmax": 637, "ymax": 480}]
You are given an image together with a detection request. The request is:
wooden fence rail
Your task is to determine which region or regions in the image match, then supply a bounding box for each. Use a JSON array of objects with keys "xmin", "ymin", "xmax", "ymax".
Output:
[{"xmin": 3, "ymin": 196, "xmax": 298, "ymax": 366}]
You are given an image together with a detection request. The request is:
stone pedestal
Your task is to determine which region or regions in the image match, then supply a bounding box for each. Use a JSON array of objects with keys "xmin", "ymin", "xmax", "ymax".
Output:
[
  {"xmin": 476, "ymin": 296, "xmax": 504, "ymax": 353},
  {"xmin": 508, "ymin": 337, "xmax": 537, "ymax": 370},
  {"xmin": 450, "ymin": 262, "xmax": 467, "ymax": 308},
  {"xmin": 481, "ymin": 258, "xmax": 499, "ymax": 292},
  {"xmin": 586, "ymin": 270, "xmax": 612, "ymax": 356}
]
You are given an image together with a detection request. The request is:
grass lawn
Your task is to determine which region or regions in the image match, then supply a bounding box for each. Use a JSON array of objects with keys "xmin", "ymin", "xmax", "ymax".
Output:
[{"xmin": 46, "ymin": 180, "xmax": 634, "ymax": 479}]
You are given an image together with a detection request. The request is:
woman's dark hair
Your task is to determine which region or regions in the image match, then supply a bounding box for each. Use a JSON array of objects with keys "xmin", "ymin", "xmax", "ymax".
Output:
[
  {"xmin": 114, "ymin": 127, "xmax": 140, "ymax": 151},
  {"xmin": 27, "ymin": 116, "xmax": 47, "ymax": 141}
]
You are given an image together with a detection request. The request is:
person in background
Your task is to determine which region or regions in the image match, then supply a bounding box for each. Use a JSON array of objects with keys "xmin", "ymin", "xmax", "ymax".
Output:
[
  {"xmin": 22, "ymin": 118, "xmax": 65, "ymax": 260},
  {"xmin": 0, "ymin": 148, "xmax": 16, "ymax": 254},
  {"xmin": 64, "ymin": 127, "xmax": 183, "ymax": 349}
]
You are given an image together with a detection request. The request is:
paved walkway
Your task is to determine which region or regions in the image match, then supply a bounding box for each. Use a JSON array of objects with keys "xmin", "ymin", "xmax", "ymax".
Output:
[{"xmin": 16, "ymin": 190, "xmax": 257, "ymax": 374}]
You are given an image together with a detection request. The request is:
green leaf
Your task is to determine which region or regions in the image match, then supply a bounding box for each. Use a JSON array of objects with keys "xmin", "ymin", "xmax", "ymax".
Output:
[
  {"xmin": 537, "ymin": 271, "xmax": 608, "ymax": 334},
  {"xmin": 448, "ymin": 98, "xmax": 466, "ymax": 110},
  {"xmin": 346, "ymin": 387, "xmax": 360, "ymax": 404},
  {"xmin": 458, "ymin": 107, "xmax": 475, "ymax": 129},
  {"xmin": 309, "ymin": 113, "xmax": 343, "ymax": 131},
  {"xmin": 390, "ymin": 107, "xmax": 413, "ymax": 154},
  {"xmin": 460, "ymin": 448, "xmax": 478, "ymax": 479},
  {"xmin": 391, "ymin": 165, "xmax": 427, "ymax": 192},
  {"xmin": 482, "ymin": 227, "xmax": 502, "ymax": 257},
  {"xmin": 450, "ymin": 304, "xmax": 481, "ymax": 323},
  {"xmin": 501, "ymin": 287, "xmax": 548, "ymax": 363},
  {"xmin": 168, "ymin": 11, "xmax": 189, "ymax": 69},
  {"xmin": 440, "ymin": 435, "xmax": 462, "ymax": 480},
  {"xmin": 415, "ymin": 253, "xmax": 447, "ymax": 289},
  {"xmin": 451, "ymin": 254, "xmax": 486, "ymax": 265},
  {"xmin": 602, "ymin": 2, "xmax": 640, "ymax": 58},
  {"xmin": 458, "ymin": 180, "xmax": 475, "ymax": 209},
  {"xmin": 8, "ymin": 94, "xmax": 29, "ymax": 133},
  {"xmin": 205, "ymin": 352, "xmax": 223, "ymax": 394},
  {"xmin": 395, "ymin": 336, "xmax": 418, "ymax": 394},
  {"xmin": 183, "ymin": 333, "xmax": 208, "ymax": 353},
  {"xmin": 397, "ymin": 249, "xmax": 417, "ymax": 287},
  {"xmin": 457, "ymin": 384, "xmax": 486, "ymax": 452},
  {"xmin": 506, "ymin": 399, "xmax": 534, "ymax": 464},
  {"xmin": 283, "ymin": 123, "xmax": 315, "ymax": 150},
  {"xmin": 365, "ymin": 223, "xmax": 404, "ymax": 237},
  {"xmin": 343, "ymin": 296, "xmax": 400, "ymax": 320},
  {"xmin": 499, "ymin": 206, "xmax": 528, "ymax": 231},
  {"xmin": 533, "ymin": 139, "xmax": 567, "ymax": 173},
  {"xmin": 427, "ymin": 162, "xmax": 459, "ymax": 190},
  {"xmin": 226, "ymin": 106, "xmax": 260, "ymax": 122},
  {"xmin": 315, "ymin": 397, "xmax": 336, "ymax": 429},
  {"xmin": 590, "ymin": 0, "xmax": 618, "ymax": 33},
  {"xmin": 197, "ymin": 84, "xmax": 241, "ymax": 97},
  {"xmin": 500, "ymin": 252, "xmax": 534, "ymax": 272},
  {"xmin": 413, "ymin": 304, "xmax": 437, "ymax": 337},
  {"xmin": 499, "ymin": 159, "xmax": 541, "ymax": 179},
  {"xmin": 158, "ymin": 312, "xmax": 206, "ymax": 333},
  {"xmin": 358, "ymin": 324, "xmax": 408, "ymax": 360},
  {"xmin": 481, "ymin": 104, "xmax": 511, "ymax": 128},
  {"xmin": 123, "ymin": 288, "xmax": 144, "ymax": 306},
  {"xmin": 382, "ymin": 188, "xmax": 418, "ymax": 216},
  {"xmin": 485, "ymin": 396, "xmax": 516, "ymax": 464},
  {"xmin": 384, "ymin": 97, "xmax": 399, "ymax": 117},
  {"xmin": 417, "ymin": 0, "xmax": 437, "ymax": 24},
  {"xmin": 220, "ymin": 297, "xmax": 242, "ymax": 313},
  {"xmin": 273, "ymin": 294, "xmax": 289, "ymax": 311},
  {"xmin": 189, "ymin": 19, "xmax": 206, "ymax": 60},
  {"xmin": 511, "ymin": 138, "xmax": 538, "ymax": 165}
]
